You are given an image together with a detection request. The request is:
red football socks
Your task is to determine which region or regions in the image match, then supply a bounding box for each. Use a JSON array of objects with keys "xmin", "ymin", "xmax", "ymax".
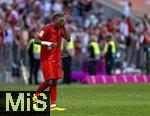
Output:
[
  {"xmin": 50, "ymin": 84, "xmax": 57, "ymax": 105},
  {"xmin": 34, "ymin": 81, "xmax": 50, "ymax": 97}
]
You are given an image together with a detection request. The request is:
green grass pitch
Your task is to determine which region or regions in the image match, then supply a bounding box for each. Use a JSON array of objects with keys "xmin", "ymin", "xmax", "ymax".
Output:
[{"xmin": 0, "ymin": 83, "xmax": 150, "ymax": 116}]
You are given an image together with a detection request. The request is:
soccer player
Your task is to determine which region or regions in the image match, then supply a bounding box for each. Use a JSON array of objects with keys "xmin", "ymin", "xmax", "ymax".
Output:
[{"xmin": 33, "ymin": 13, "xmax": 71, "ymax": 111}]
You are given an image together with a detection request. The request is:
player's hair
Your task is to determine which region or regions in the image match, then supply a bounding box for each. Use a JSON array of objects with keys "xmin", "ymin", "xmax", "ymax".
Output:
[{"xmin": 53, "ymin": 13, "xmax": 64, "ymax": 21}]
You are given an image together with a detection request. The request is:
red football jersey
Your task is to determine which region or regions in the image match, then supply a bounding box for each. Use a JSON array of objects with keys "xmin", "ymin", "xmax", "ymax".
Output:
[{"xmin": 38, "ymin": 23, "xmax": 64, "ymax": 62}]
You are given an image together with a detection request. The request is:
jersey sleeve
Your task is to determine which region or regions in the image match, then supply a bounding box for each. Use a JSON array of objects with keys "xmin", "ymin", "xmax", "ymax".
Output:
[{"xmin": 38, "ymin": 25, "xmax": 49, "ymax": 40}]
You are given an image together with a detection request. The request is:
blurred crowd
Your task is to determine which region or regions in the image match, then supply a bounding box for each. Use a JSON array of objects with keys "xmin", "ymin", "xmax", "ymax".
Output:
[{"xmin": 0, "ymin": 0, "xmax": 150, "ymax": 80}]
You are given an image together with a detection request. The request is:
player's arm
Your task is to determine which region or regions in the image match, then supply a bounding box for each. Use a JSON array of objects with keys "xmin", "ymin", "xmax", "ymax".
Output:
[
  {"xmin": 35, "ymin": 28, "xmax": 54, "ymax": 47},
  {"xmin": 62, "ymin": 27, "xmax": 71, "ymax": 42},
  {"xmin": 34, "ymin": 37, "xmax": 54, "ymax": 47}
]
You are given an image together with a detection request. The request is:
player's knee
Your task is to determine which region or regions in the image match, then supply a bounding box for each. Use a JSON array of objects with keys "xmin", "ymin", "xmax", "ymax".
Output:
[
  {"xmin": 52, "ymin": 79, "xmax": 58, "ymax": 85},
  {"xmin": 46, "ymin": 79, "xmax": 53, "ymax": 85}
]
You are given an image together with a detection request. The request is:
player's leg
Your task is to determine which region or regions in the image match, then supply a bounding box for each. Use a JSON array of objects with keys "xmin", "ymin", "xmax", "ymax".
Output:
[
  {"xmin": 34, "ymin": 60, "xmax": 54, "ymax": 97},
  {"xmin": 34, "ymin": 79, "xmax": 53, "ymax": 97},
  {"xmin": 50, "ymin": 63, "xmax": 66, "ymax": 111},
  {"xmin": 50, "ymin": 79, "xmax": 58, "ymax": 106},
  {"xmin": 32, "ymin": 79, "xmax": 53, "ymax": 110},
  {"xmin": 50, "ymin": 79, "xmax": 66, "ymax": 111},
  {"xmin": 50, "ymin": 62, "xmax": 62, "ymax": 105},
  {"xmin": 33, "ymin": 79, "xmax": 53, "ymax": 109}
]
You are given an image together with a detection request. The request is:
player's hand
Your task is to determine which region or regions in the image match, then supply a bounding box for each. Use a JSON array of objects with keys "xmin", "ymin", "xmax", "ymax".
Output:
[
  {"xmin": 47, "ymin": 46, "xmax": 52, "ymax": 50},
  {"xmin": 59, "ymin": 18, "xmax": 65, "ymax": 27},
  {"xmin": 59, "ymin": 14, "xmax": 69, "ymax": 27},
  {"xmin": 47, "ymin": 43, "xmax": 54, "ymax": 50},
  {"xmin": 47, "ymin": 42, "xmax": 54, "ymax": 47},
  {"xmin": 47, "ymin": 42, "xmax": 58, "ymax": 50}
]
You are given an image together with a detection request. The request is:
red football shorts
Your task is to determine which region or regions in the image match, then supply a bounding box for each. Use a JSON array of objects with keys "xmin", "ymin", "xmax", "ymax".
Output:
[{"xmin": 41, "ymin": 60, "xmax": 63, "ymax": 80}]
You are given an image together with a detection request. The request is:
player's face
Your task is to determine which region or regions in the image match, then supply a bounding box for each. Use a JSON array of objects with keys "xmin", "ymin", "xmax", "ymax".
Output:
[{"xmin": 56, "ymin": 17, "xmax": 65, "ymax": 28}]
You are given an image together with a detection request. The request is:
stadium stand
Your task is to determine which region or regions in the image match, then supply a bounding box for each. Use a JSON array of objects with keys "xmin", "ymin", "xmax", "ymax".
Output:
[{"xmin": 0, "ymin": 0, "xmax": 150, "ymax": 84}]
